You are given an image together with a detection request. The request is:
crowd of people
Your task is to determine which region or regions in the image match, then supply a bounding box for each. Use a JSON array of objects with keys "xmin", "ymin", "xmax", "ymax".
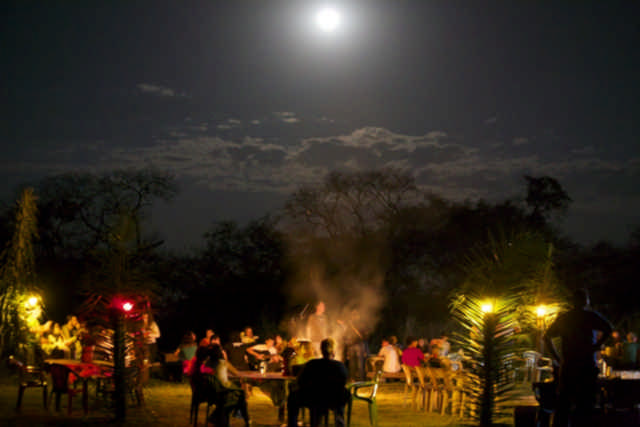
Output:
[
  {"xmin": 169, "ymin": 300, "xmax": 458, "ymax": 386},
  {"xmin": 20, "ymin": 292, "xmax": 638, "ymax": 427},
  {"xmin": 29, "ymin": 315, "xmax": 87, "ymax": 361},
  {"xmin": 26, "ymin": 310, "xmax": 162, "ymax": 368},
  {"xmin": 601, "ymin": 329, "xmax": 640, "ymax": 371}
]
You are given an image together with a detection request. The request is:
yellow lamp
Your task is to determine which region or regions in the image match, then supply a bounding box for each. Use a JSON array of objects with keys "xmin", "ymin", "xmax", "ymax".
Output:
[
  {"xmin": 536, "ymin": 305, "xmax": 547, "ymax": 317},
  {"xmin": 481, "ymin": 302, "xmax": 494, "ymax": 313}
]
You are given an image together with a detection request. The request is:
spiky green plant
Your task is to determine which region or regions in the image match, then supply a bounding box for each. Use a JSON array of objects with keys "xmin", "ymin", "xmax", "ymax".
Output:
[
  {"xmin": 0, "ymin": 188, "xmax": 39, "ymax": 360},
  {"xmin": 451, "ymin": 293, "xmax": 525, "ymax": 427},
  {"xmin": 460, "ymin": 230, "xmax": 567, "ymax": 347}
]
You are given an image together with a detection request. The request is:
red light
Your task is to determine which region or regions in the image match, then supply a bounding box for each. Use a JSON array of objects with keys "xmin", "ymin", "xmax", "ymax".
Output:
[{"xmin": 122, "ymin": 302, "xmax": 133, "ymax": 312}]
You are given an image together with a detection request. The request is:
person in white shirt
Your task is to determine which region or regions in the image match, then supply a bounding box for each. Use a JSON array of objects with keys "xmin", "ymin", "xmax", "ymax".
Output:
[
  {"xmin": 378, "ymin": 337, "xmax": 401, "ymax": 373},
  {"xmin": 141, "ymin": 312, "xmax": 161, "ymax": 363},
  {"xmin": 247, "ymin": 337, "xmax": 282, "ymax": 371}
]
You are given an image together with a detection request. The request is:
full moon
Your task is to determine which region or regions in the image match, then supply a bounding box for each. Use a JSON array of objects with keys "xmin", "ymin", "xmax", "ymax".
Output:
[{"xmin": 315, "ymin": 7, "xmax": 340, "ymax": 32}]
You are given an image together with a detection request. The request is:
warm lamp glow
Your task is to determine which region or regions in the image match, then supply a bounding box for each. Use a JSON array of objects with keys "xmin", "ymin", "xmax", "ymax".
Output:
[
  {"xmin": 27, "ymin": 296, "xmax": 38, "ymax": 307},
  {"xmin": 481, "ymin": 302, "xmax": 494, "ymax": 313},
  {"xmin": 122, "ymin": 302, "xmax": 134, "ymax": 312},
  {"xmin": 536, "ymin": 305, "xmax": 547, "ymax": 317}
]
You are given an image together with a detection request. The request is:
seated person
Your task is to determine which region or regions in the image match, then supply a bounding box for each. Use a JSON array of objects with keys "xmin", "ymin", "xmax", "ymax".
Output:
[
  {"xmin": 189, "ymin": 344, "xmax": 249, "ymax": 427},
  {"xmin": 275, "ymin": 335, "xmax": 286, "ymax": 354},
  {"xmin": 428, "ymin": 332, "xmax": 452, "ymax": 369},
  {"xmin": 240, "ymin": 326, "xmax": 258, "ymax": 344},
  {"xmin": 208, "ymin": 344, "xmax": 250, "ymax": 427},
  {"xmin": 621, "ymin": 332, "xmax": 640, "ymax": 369},
  {"xmin": 378, "ymin": 337, "xmax": 401, "ymax": 373},
  {"xmin": 401, "ymin": 336, "xmax": 425, "ymax": 368},
  {"xmin": 225, "ymin": 332, "xmax": 250, "ymax": 370},
  {"xmin": 210, "ymin": 334, "xmax": 228, "ymax": 360},
  {"xmin": 45, "ymin": 322, "xmax": 72, "ymax": 359},
  {"xmin": 247, "ymin": 337, "xmax": 282, "ymax": 371},
  {"xmin": 603, "ymin": 330, "xmax": 624, "ymax": 368},
  {"xmin": 389, "ymin": 335, "xmax": 402, "ymax": 358},
  {"xmin": 281, "ymin": 337, "xmax": 299, "ymax": 376},
  {"xmin": 418, "ymin": 338, "xmax": 430, "ymax": 355},
  {"xmin": 287, "ymin": 338, "xmax": 349, "ymax": 427}
]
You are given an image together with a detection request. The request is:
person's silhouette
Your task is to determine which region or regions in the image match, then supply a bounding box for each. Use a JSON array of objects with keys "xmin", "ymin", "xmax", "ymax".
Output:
[{"xmin": 543, "ymin": 288, "xmax": 612, "ymax": 427}]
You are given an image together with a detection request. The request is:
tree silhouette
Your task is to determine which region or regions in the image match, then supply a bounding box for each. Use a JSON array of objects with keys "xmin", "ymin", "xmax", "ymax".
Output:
[{"xmin": 524, "ymin": 175, "xmax": 571, "ymax": 226}]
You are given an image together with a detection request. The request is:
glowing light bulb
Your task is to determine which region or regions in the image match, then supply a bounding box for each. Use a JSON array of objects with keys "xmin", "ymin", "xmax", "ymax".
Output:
[
  {"xmin": 122, "ymin": 302, "xmax": 133, "ymax": 312},
  {"xmin": 27, "ymin": 296, "xmax": 38, "ymax": 307},
  {"xmin": 481, "ymin": 302, "xmax": 494, "ymax": 314},
  {"xmin": 536, "ymin": 305, "xmax": 547, "ymax": 317}
]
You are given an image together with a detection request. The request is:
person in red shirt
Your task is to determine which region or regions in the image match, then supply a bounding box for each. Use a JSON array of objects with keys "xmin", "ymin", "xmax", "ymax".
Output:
[{"xmin": 401, "ymin": 336, "xmax": 425, "ymax": 367}]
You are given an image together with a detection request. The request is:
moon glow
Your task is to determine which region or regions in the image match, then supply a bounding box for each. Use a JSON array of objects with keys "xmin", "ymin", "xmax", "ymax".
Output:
[{"xmin": 315, "ymin": 7, "xmax": 340, "ymax": 32}]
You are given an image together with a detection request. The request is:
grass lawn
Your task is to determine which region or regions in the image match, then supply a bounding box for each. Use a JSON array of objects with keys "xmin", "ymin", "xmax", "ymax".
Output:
[{"xmin": 0, "ymin": 375, "xmax": 477, "ymax": 427}]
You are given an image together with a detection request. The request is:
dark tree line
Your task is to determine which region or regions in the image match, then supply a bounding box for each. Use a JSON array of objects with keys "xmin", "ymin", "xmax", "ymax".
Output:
[{"xmin": 0, "ymin": 167, "xmax": 638, "ymax": 353}]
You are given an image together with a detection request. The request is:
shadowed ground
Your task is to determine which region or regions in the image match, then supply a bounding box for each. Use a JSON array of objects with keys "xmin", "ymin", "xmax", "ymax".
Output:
[
  {"xmin": 1, "ymin": 377, "xmax": 638, "ymax": 426},
  {"xmin": 0, "ymin": 377, "xmax": 464, "ymax": 427}
]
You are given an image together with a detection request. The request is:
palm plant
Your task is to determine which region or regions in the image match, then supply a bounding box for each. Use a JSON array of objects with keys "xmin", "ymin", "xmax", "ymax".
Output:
[
  {"xmin": 460, "ymin": 230, "xmax": 567, "ymax": 345},
  {"xmin": 451, "ymin": 230, "xmax": 567, "ymax": 425},
  {"xmin": 0, "ymin": 189, "xmax": 39, "ymax": 360},
  {"xmin": 78, "ymin": 212, "xmax": 158, "ymax": 420},
  {"xmin": 451, "ymin": 293, "xmax": 524, "ymax": 427}
]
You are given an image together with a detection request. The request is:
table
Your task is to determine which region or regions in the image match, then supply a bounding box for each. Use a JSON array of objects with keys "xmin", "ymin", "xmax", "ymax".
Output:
[
  {"xmin": 44, "ymin": 358, "xmax": 113, "ymax": 415},
  {"xmin": 234, "ymin": 370, "xmax": 296, "ymax": 422},
  {"xmin": 598, "ymin": 374, "xmax": 640, "ymax": 413}
]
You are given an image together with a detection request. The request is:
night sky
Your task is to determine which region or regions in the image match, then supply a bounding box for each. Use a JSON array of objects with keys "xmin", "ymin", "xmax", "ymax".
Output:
[{"xmin": 2, "ymin": 1, "xmax": 639, "ymax": 249}]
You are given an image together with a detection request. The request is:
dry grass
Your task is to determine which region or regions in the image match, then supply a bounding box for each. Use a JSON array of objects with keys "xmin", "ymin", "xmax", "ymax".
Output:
[{"xmin": 0, "ymin": 376, "xmax": 475, "ymax": 427}]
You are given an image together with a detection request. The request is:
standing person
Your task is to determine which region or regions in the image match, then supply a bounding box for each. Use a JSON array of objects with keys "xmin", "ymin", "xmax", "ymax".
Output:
[
  {"xmin": 622, "ymin": 332, "xmax": 640, "ymax": 369},
  {"xmin": 307, "ymin": 301, "xmax": 328, "ymax": 356},
  {"xmin": 175, "ymin": 331, "xmax": 198, "ymax": 361},
  {"xmin": 61, "ymin": 315, "xmax": 82, "ymax": 359},
  {"xmin": 141, "ymin": 312, "xmax": 161, "ymax": 363},
  {"xmin": 543, "ymin": 289, "xmax": 612, "ymax": 427},
  {"xmin": 287, "ymin": 338, "xmax": 349, "ymax": 427},
  {"xmin": 338, "ymin": 309, "xmax": 368, "ymax": 381}
]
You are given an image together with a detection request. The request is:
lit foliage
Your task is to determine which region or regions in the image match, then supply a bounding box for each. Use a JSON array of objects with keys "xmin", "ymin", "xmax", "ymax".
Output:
[
  {"xmin": 461, "ymin": 230, "xmax": 568, "ymax": 334},
  {"xmin": 450, "ymin": 293, "xmax": 525, "ymax": 426},
  {"xmin": 0, "ymin": 188, "xmax": 39, "ymax": 358}
]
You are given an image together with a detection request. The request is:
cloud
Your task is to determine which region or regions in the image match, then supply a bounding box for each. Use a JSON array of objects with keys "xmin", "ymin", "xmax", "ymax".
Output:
[
  {"xmin": 273, "ymin": 111, "xmax": 300, "ymax": 124},
  {"xmin": 216, "ymin": 118, "xmax": 242, "ymax": 131},
  {"xmin": 512, "ymin": 137, "xmax": 529, "ymax": 146},
  {"xmin": 484, "ymin": 116, "xmax": 497, "ymax": 125},
  {"xmin": 9, "ymin": 126, "xmax": 639, "ymax": 223},
  {"xmin": 426, "ymin": 131, "xmax": 448, "ymax": 139},
  {"xmin": 571, "ymin": 146, "xmax": 596, "ymax": 156},
  {"xmin": 216, "ymin": 118, "xmax": 242, "ymax": 130},
  {"xmin": 136, "ymin": 83, "xmax": 188, "ymax": 98}
]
